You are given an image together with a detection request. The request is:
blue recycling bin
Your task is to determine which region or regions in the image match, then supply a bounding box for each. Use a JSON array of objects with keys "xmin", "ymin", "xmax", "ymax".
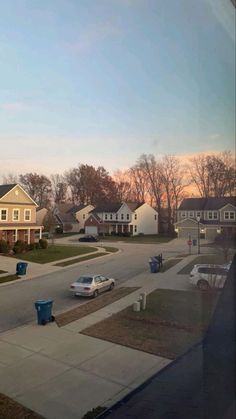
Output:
[
  {"xmin": 149, "ymin": 261, "xmax": 159, "ymax": 273},
  {"xmin": 16, "ymin": 262, "xmax": 28, "ymax": 275},
  {"xmin": 35, "ymin": 299, "xmax": 54, "ymax": 325}
]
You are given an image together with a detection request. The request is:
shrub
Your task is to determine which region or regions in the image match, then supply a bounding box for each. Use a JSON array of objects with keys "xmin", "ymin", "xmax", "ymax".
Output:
[
  {"xmin": 13, "ymin": 240, "xmax": 27, "ymax": 254},
  {"xmin": 41, "ymin": 238, "xmax": 48, "ymax": 248},
  {"xmin": 55, "ymin": 227, "xmax": 63, "ymax": 234},
  {"xmin": 34, "ymin": 242, "xmax": 40, "ymax": 249},
  {"xmin": 28, "ymin": 243, "xmax": 36, "ymax": 251},
  {"xmin": 79, "ymin": 228, "xmax": 85, "ymax": 234},
  {"xmin": 39, "ymin": 238, "xmax": 48, "ymax": 249},
  {"xmin": 0, "ymin": 239, "xmax": 10, "ymax": 253}
]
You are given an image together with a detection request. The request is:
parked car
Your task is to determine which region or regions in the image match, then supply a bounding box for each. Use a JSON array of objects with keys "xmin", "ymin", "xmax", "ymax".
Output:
[
  {"xmin": 189, "ymin": 264, "xmax": 229, "ymax": 290},
  {"xmin": 70, "ymin": 274, "xmax": 115, "ymax": 297},
  {"xmin": 78, "ymin": 235, "xmax": 99, "ymax": 242}
]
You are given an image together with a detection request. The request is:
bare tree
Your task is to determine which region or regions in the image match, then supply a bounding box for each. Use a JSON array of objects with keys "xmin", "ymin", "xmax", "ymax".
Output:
[
  {"xmin": 50, "ymin": 174, "xmax": 68, "ymax": 203},
  {"xmin": 19, "ymin": 173, "xmax": 52, "ymax": 207},
  {"xmin": 188, "ymin": 151, "xmax": 235, "ymax": 197},
  {"xmin": 2, "ymin": 173, "xmax": 19, "ymax": 184},
  {"xmin": 65, "ymin": 164, "xmax": 119, "ymax": 205},
  {"xmin": 112, "ymin": 170, "xmax": 132, "ymax": 202}
]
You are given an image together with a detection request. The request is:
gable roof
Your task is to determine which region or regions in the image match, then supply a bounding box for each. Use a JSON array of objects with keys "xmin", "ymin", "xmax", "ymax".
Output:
[
  {"xmin": 126, "ymin": 202, "xmax": 143, "ymax": 211},
  {"xmin": 0, "ymin": 184, "xmax": 17, "ymax": 199},
  {"xmin": 91, "ymin": 202, "xmax": 123, "ymax": 213},
  {"xmin": 91, "ymin": 202, "xmax": 143, "ymax": 214},
  {"xmin": 179, "ymin": 197, "xmax": 236, "ymax": 211}
]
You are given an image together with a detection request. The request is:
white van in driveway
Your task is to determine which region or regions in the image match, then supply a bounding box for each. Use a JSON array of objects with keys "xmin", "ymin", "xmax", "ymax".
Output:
[{"xmin": 189, "ymin": 264, "xmax": 229, "ymax": 290}]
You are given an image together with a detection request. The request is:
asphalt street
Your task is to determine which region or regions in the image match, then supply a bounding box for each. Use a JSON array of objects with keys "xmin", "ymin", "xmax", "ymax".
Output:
[{"xmin": 0, "ymin": 239, "xmax": 190, "ymax": 333}]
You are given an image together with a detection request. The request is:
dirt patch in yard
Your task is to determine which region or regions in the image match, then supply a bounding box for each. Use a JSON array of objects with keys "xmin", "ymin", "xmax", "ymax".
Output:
[
  {"xmin": 56, "ymin": 287, "xmax": 140, "ymax": 327},
  {"xmin": 81, "ymin": 289, "xmax": 219, "ymax": 360},
  {"xmin": 0, "ymin": 393, "xmax": 45, "ymax": 419}
]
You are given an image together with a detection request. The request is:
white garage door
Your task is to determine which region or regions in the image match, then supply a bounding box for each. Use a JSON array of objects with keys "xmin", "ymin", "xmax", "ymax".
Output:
[{"xmin": 85, "ymin": 226, "xmax": 98, "ymax": 235}]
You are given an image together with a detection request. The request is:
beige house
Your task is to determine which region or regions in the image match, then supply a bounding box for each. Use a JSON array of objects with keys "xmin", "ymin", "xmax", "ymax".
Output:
[
  {"xmin": 0, "ymin": 184, "xmax": 43, "ymax": 245},
  {"xmin": 175, "ymin": 197, "xmax": 236, "ymax": 240}
]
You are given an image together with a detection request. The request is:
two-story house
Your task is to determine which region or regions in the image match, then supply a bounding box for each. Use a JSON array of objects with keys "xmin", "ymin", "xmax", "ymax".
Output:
[
  {"xmin": 53, "ymin": 203, "xmax": 94, "ymax": 233},
  {"xmin": 84, "ymin": 202, "xmax": 158, "ymax": 236},
  {"xmin": 175, "ymin": 197, "xmax": 236, "ymax": 240},
  {"xmin": 0, "ymin": 184, "xmax": 43, "ymax": 245}
]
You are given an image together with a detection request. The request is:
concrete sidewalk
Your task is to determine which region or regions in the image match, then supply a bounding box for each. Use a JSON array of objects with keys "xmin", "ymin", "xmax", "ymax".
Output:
[
  {"xmin": 0, "ymin": 275, "xmax": 175, "ymax": 419},
  {"xmin": 0, "ymin": 258, "xmax": 196, "ymax": 419}
]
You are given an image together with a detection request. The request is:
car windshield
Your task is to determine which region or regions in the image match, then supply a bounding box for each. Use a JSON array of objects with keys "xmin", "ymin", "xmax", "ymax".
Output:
[{"xmin": 76, "ymin": 276, "xmax": 93, "ymax": 284}]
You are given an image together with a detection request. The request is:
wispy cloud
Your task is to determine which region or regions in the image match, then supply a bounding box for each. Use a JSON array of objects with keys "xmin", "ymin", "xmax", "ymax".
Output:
[
  {"xmin": 64, "ymin": 22, "xmax": 121, "ymax": 53},
  {"xmin": 0, "ymin": 102, "xmax": 32, "ymax": 112}
]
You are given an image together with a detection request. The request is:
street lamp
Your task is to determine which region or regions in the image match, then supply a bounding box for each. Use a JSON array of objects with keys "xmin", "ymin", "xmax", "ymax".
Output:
[{"xmin": 196, "ymin": 215, "xmax": 201, "ymax": 254}]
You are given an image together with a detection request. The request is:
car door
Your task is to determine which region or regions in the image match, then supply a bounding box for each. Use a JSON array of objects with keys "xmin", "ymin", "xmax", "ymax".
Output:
[
  {"xmin": 94, "ymin": 275, "xmax": 104, "ymax": 293},
  {"xmin": 100, "ymin": 276, "xmax": 110, "ymax": 291}
]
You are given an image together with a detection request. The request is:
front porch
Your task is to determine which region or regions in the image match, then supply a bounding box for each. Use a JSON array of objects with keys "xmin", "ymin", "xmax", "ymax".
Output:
[{"xmin": 0, "ymin": 226, "xmax": 43, "ymax": 245}]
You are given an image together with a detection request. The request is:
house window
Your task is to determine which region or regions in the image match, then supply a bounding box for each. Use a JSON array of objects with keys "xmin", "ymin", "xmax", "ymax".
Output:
[
  {"xmin": 208, "ymin": 211, "xmax": 218, "ymax": 220},
  {"xmin": 24, "ymin": 231, "xmax": 29, "ymax": 242},
  {"xmin": 224, "ymin": 211, "xmax": 235, "ymax": 220},
  {"xmin": 83, "ymin": 214, "xmax": 86, "ymax": 219},
  {"xmin": 105, "ymin": 214, "xmax": 108, "ymax": 220},
  {"xmin": 121, "ymin": 214, "xmax": 124, "ymax": 220},
  {"xmin": 154, "ymin": 214, "xmax": 157, "ymax": 220},
  {"xmin": 0, "ymin": 209, "xmax": 8, "ymax": 221},
  {"xmin": 134, "ymin": 225, "xmax": 137, "ymax": 232},
  {"xmin": 115, "ymin": 214, "xmax": 118, "ymax": 220},
  {"xmin": 196, "ymin": 211, "xmax": 201, "ymax": 218},
  {"xmin": 110, "ymin": 214, "xmax": 113, "ymax": 220},
  {"xmin": 134, "ymin": 214, "xmax": 137, "ymax": 220},
  {"xmin": 127, "ymin": 214, "xmax": 129, "ymax": 220},
  {"xmin": 13, "ymin": 209, "xmax": 20, "ymax": 221},
  {"xmin": 24, "ymin": 209, "xmax": 31, "ymax": 221},
  {"xmin": 188, "ymin": 211, "xmax": 194, "ymax": 218},
  {"xmin": 181, "ymin": 212, "xmax": 186, "ymax": 218}
]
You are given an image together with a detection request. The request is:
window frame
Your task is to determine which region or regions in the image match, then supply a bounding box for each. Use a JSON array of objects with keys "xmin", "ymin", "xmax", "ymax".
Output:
[
  {"xmin": 13, "ymin": 208, "xmax": 20, "ymax": 222},
  {"xmin": 24, "ymin": 209, "xmax": 31, "ymax": 222},
  {"xmin": 0, "ymin": 208, "xmax": 8, "ymax": 221}
]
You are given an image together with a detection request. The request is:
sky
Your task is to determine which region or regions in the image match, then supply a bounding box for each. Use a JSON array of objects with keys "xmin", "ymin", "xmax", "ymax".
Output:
[{"xmin": 0, "ymin": 0, "xmax": 235, "ymax": 178}]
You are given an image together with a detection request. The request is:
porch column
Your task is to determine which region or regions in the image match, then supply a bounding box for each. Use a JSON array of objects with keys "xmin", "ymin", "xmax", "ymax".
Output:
[
  {"xmin": 115, "ymin": 224, "xmax": 118, "ymax": 233},
  {"xmin": 15, "ymin": 229, "xmax": 18, "ymax": 242},
  {"xmin": 28, "ymin": 228, "xmax": 31, "ymax": 244},
  {"xmin": 39, "ymin": 228, "xmax": 42, "ymax": 239}
]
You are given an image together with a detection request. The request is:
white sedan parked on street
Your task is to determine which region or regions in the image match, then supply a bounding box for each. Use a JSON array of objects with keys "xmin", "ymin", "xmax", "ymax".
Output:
[{"xmin": 70, "ymin": 274, "xmax": 115, "ymax": 297}]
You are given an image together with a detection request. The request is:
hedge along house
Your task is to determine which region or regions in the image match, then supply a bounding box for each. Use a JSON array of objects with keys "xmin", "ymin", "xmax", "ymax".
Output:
[
  {"xmin": 85, "ymin": 202, "xmax": 158, "ymax": 236},
  {"xmin": 174, "ymin": 197, "xmax": 236, "ymax": 241},
  {"xmin": 0, "ymin": 184, "xmax": 43, "ymax": 245}
]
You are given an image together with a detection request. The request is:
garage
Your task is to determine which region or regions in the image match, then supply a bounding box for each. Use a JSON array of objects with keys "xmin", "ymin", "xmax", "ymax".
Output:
[{"xmin": 85, "ymin": 226, "xmax": 98, "ymax": 235}]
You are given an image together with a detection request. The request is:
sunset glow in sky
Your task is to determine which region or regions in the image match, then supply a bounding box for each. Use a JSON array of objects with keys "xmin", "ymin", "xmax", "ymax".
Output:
[{"xmin": 0, "ymin": 0, "xmax": 235, "ymax": 177}]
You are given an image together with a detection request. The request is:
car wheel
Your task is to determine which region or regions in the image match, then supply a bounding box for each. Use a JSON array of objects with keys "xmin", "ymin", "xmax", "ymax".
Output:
[
  {"xmin": 93, "ymin": 289, "xmax": 99, "ymax": 298},
  {"xmin": 197, "ymin": 280, "xmax": 210, "ymax": 291},
  {"xmin": 109, "ymin": 282, "xmax": 114, "ymax": 291}
]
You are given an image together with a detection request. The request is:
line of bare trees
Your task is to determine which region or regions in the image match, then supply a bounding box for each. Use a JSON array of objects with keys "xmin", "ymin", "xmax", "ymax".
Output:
[{"xmin": 2, "ymin": 151, "xmax": 235, "ymax": 233}]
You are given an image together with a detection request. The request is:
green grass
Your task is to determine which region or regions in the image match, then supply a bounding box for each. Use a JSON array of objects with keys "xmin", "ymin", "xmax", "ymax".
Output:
[
  {"xmin": 178, "ymin": 254, "xmax": 228, "ymax": 275},
  {"xmin": 0, "ymin": 274, "xmax": 19, "ymax": 283},
  {"xmin": 54, "ymin": 252, "xmax": 108, "ymax": 267},
  {"xmin": 100, "ymin": 234, "xmax": 174, "ymax": 243},
  {"xmin": 82, "ymin": 289, "xmax": 219, "ymax": 360},
  {"xmin": 14, "ymin": 245, "xmax": 98, "ymax": 264},
  {"xmin": 160, "ymin": 258, "xmax": 183, "ymax": 272},
  {"xmin": 100, "ymin": 246, "xmax": 119, "ymax": 253}
]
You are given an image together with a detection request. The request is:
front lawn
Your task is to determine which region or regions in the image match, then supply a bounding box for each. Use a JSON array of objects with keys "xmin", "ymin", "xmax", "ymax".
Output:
[
  {"xmin": 178, "ymin": 254, "xmax": 229, "ymax": 275},
  {"xmin": 100, "ymin": 234, "xmax": 174, "ymax": 243},
  {"xmin": 82, "ymin": 289, "xmax": 219, "ymax": 360},
  {"xmin": 0, "ymin": 274, "xmax": 19, "ymax": 284},
  {"xmin": 14, "ymin": 245, "xmax": 98, "ymax": 264}
]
